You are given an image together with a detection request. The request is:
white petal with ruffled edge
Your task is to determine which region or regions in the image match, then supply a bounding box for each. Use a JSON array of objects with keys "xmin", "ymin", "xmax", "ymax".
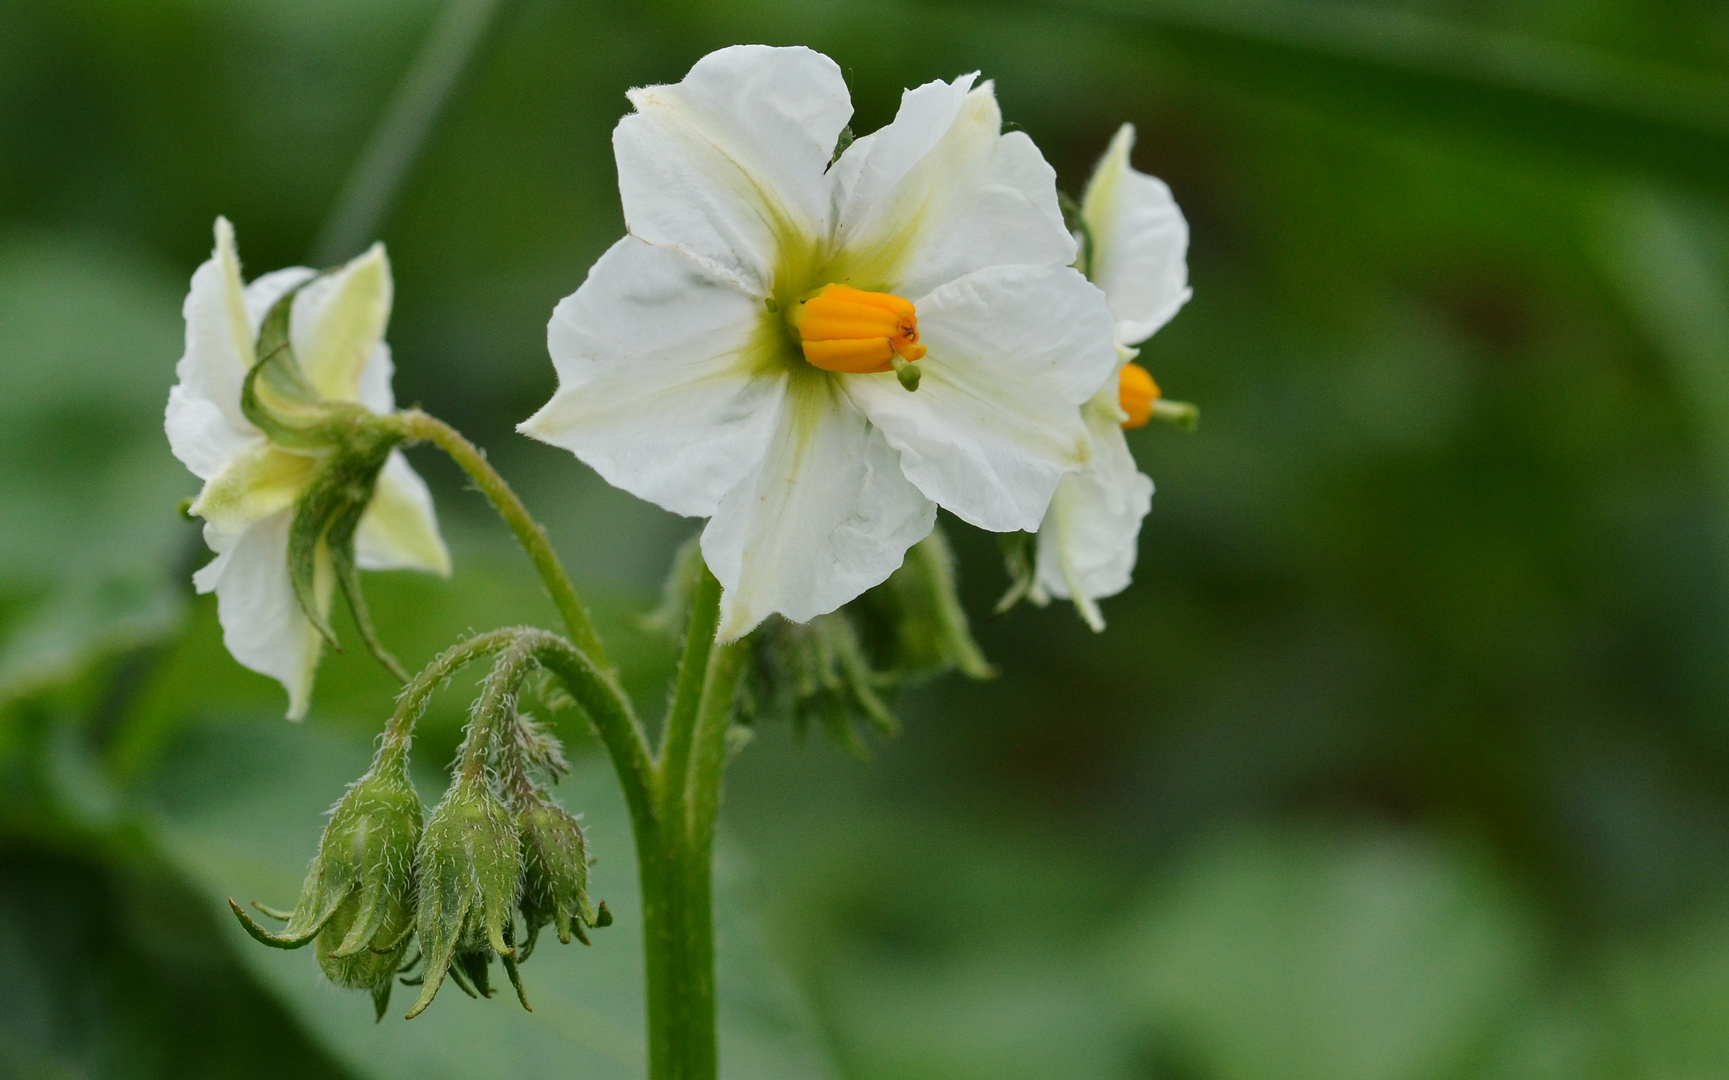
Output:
[
  {"xmin": 614, "ymin": 45, "xmax": 851, "ymax": 294},
  {"xmin": 831, "ymin": 81, "xmax": 1075, "ymax": 300},
  {"xmin": 1082, "ymin": 124, "xmax": 1191, "ymax": 346},
  {"xmin": 192, "ymin": 510, "xmax": 332, "ymax": 720},
  {"xmin": 703, "ymin": 373, "xmax": 935, "ymax": 641},
  {"xmin": 521, "ymin": 236, "xmax": 789, "ymax": 518},
  {"xmin": 1034, "ymin": 388, "xmax": 1154, "ymax": 631},
  {"xmin": 356, "ymin": 451, "xmax": 451, "ymax": 575},
  {"xmin": 844, "ymin": 264, "xmax": 1117, "ymax": 533}
]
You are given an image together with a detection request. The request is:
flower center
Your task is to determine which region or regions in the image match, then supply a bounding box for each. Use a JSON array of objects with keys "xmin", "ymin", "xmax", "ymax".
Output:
[
  {"xmin": 1118, "ymin": 362, "xmax": 1160, "ymax": 429},
  {"xmin": 793, "ymin": 284, "xmax": 926, "ymax": 387}
]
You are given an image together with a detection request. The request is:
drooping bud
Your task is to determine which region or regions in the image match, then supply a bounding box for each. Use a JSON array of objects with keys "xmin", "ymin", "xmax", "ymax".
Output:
[
  {"xmin": 516, "ymin": 796, "xmax": 609, "ymax": 955},
  {"xmin": 229, "ymin": 756, "xmax": 423, "ymax": 1019},
  {"xmin": 739, "ymin": 527, "xmax": 994, "ymax": 754},
  {"xmin": 406, "ymin": 773, "xmax": 522, "ymax": 1019}
]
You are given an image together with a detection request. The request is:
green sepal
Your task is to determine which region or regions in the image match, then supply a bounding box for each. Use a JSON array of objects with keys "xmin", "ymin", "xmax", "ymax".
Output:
[
  {"xmin": 500, "ymin": 920, "xmax": 532, "ymax": 1012},
  {"xmin": 228, "ymin": 897, "xmax": 330, "ymax": 950},
  {"xmin": 317, "ymin": 887, "xmax": 413, "ymax": 998},
  {"xmin": 406, "ymin": 773, "xmax": 522, "ymax": 1019},
  {"xmin": 994, "ymin": 530, "xmax": 1038, "ymax": 615},
  {"xmin": 282, "ymin": 414, "xmax": 409, "ymax": 678}
]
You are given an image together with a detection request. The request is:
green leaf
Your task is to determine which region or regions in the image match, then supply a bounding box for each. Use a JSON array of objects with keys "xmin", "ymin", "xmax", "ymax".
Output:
[{"xmin": 137, "ymin": 717, "xmax": 837, "ymax": 1080}]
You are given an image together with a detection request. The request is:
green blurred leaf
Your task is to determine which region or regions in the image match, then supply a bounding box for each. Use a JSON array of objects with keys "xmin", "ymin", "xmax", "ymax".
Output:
[
  {"xmin": 1115, "ymin": 827, "xmax": 1539, "ymax": 1080},
  {"xmin": 137, "ymin": 717, "xmax": 835, "ymax": 1080},
  {"xmin": 1014, "ymin": 0, "xmax": 1729, "ymax": 192},
  {"xmin": 0, "ymin": 848, "xmax": 360, "ymax": 1080}
]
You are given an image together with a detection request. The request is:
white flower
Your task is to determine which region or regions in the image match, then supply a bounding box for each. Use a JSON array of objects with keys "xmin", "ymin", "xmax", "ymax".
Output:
[
  {"xmin": 1032, "ymin": 123, "xmax": 1191, "ymax": 630},
  {"xmin": 166, "ymin": 218, "xmax": 450, "ymax": 718},
  {"xmin": 520, "ymin": 45, "xmax": 1117, "ymax": 641}
]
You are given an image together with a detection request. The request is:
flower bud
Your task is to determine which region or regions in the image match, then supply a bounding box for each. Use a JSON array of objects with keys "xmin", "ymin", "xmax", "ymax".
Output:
[
  {"xmin": 406, "ymin": 773, "xmax": 522, "ymax": 1019},
  {"xmin": 229, "ymin": 757, "xmax": 422, "ymax": 1018},
  {"xmin": 516, "ymin": 795, "xmax": 608, "ymax": 955}
]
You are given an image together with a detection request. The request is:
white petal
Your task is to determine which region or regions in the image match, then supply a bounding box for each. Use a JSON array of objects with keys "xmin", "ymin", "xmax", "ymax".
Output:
[
  {"xmin": 355, "ymin": 342, "xmax": 396, "ymax": 415},
  {"xmin": 166, "ymin": 385, "xmax": 254, "ymax": 482},
  {"xmin": 289, "ymin": 243, "xmax": 392, "ymax": 405},
  {"xmin": 243, "ymin": 266, "xmax": 317, "ymax": 329},
  {"xmin": 844, "ymin": 264, "xmax": 1117, "ymax": 533},
  {"xmin": 521, "ymin": 236, "xmax": 789, "ymax": 518},
  {"xmin": 1082, "ymin": 124, "xmax": 1191, "ymax": 345},
  {"xmin": 169, "ymin": 218, "xmax": 259, "ymax": 471},
  {"xmin": 356, "ymin": 450, "xmax": 451, "ymax": 575},
  {"xmin": 1035, "ymin": 394, "xmax": 1154, "ymax": 629},
  {"xmin": 703, "ymin": 373, "xmax": 936, "ymax": 642},
  {"xmin": 193, "ymin": 509, "xmax": 331, "ymax": 720},
  {"xmin": 614, "ymin": 45, "xmax": 851, "ymax": 294},
  {"xmin": 167, "ymin": 220, "xmax": 315, "ymax": 482},
  {"xmin": 829, "ymin": 81, "xmax": 1075, "ymax": 299}
]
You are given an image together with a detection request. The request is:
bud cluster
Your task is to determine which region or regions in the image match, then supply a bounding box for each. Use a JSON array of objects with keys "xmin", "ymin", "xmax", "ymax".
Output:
[
  {"xmin": 231, "ymin": 641, "xmax": 607, "ymax": 1021},
  {"xmin": 725, "ymin": 527, "xmax": 995, "ymax": 755}
]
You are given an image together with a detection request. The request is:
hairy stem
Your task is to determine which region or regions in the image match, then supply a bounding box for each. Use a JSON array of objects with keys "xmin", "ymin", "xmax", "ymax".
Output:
[
  {"xmin": 457, "ymin": 638, "xmax": 538, "ymax": 781},
  {"xmin": 396, "ymin": 410, "xmax": 613, "ymax": 675}
]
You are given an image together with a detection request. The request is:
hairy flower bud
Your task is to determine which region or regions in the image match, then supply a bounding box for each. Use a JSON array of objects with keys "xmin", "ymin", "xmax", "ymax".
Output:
[
  {"xmin": 516, "ymin": 795, "xmax": 610, "ymax": 956},
  {"xmin": 406, "ymin": 773, "xmax": 522, "ymax": 1019},
  {"xmin": 229, "ymin": 757, "xmax": 422, "ymax": 1019}
]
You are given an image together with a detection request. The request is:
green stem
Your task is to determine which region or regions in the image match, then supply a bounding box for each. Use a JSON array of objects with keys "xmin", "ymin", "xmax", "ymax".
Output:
[
  {"xmin": 457, "ymin": 637, "xmax": 537, "ymax": 781},
  {"xmin": 657, "ymin": 568, "xmax": 723, "ymax": 798},
  {"xmin": 397, "ymin": 410, "xmax": 613, "ymax": 675},
  {"xmin": 391, "ymin": 409, "xmax": 744, "ymax": 1079},
  {"xmin": 635, "ymin": 568, "xmax": 748, "ymax": 1080},
  {"xmin": 378, "ymin": 627, "xmax": 521, "ymax": 769}
]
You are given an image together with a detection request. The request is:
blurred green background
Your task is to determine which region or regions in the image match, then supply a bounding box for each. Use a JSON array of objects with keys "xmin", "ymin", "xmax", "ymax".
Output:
[{"xmin": 6, "ymin": 0, "xmax": 1729, "ymax": 1077}]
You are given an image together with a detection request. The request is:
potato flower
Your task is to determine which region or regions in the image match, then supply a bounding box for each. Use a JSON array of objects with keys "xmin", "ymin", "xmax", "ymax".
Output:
[
  {"xmin": 1032, "ymin": 123, "xmax": 1191, "ymax": 629},
  {"xmin": 166, "ymin": 218, "xmax": 450, "ymax": 718},
  {"xmin": 520, "ymin": 45, "xmax": 1118, "ymax": 640}
]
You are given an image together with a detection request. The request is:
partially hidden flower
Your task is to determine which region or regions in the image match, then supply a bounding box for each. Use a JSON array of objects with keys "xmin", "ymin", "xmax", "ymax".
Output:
[
  {"xmin": 520, "ymin": 46, "xmax": 1118, "ymax": 641},
  {"xmin": 166, "ymin": 218, "xmax": 450, "ymax": 718},
  {"xmin": 1031, "ymin": 124, "xmax": 1191, "ymax": 630}
]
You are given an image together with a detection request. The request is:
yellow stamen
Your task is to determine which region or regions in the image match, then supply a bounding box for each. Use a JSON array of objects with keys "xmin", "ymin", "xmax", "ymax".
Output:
[
  {"xmin": 794, "ymin": 284, "xmax": 926, "ymax": 375},
  {"xmin": 1118, "ymin": 362, "xmax": 1160, "ymax": 429}
]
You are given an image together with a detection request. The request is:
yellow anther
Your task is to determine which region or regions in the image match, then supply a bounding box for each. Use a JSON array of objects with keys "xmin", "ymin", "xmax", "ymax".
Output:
[
  {"xmin": 794, "ymin": 284, "xmax": 926, "ymax": 375},
  {"xmin": 1118, "ymin": 362, "xmax": 1160, "ymax": 429}
]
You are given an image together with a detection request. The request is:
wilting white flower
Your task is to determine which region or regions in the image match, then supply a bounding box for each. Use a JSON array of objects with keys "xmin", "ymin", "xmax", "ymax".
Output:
[
  {"xmin": 521, "ymin": 45, "xmax": 1117, "ymax": 640},
  {"xmin": 166, "ymin": 218, "xmax": 449, "ymax": 718},
  {"xmin": 1032, "ymin": 123, "xmax": 1191, "ymax": 630}
]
